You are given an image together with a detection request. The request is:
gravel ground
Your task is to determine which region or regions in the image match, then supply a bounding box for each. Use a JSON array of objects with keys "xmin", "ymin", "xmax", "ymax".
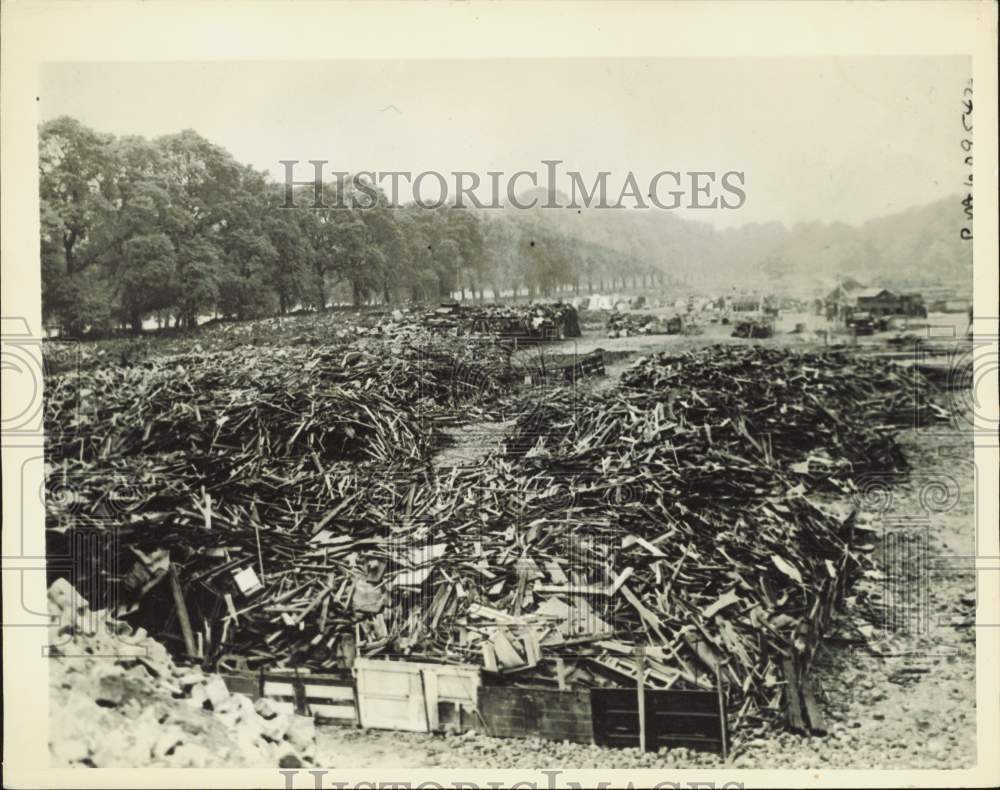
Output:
[{"xmin": 316, "ymin": 426, "xmax": 977, "ymax": 770}]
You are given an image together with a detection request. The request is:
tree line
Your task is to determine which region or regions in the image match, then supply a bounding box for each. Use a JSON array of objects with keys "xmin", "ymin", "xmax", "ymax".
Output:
[{"xmin": 40, "ymin": 117, "xmax": 657, "ymax": 336}]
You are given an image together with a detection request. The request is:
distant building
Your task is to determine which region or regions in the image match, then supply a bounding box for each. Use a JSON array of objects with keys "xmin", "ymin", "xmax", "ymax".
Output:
[
  {"xmin": 853, "ymin": 288, "xmax": 893, "ymax": 314},
  {"xmin": 899, "ymin": 292, "xmax": 928, "ymax": 317},
  {"xmin": 855, "ymin": 289, "xmax": 927, "ymax": 317},
  {"xmin": 824, "ymin": 280, "xmax": 866, "ymax": 320},
  {"xmin": 731, "ymin": 296, "xmax": 761, "ymax": 312},
  {"xmin": 928, "ymin": 298, "xmax": 969, "ymax": 314}
]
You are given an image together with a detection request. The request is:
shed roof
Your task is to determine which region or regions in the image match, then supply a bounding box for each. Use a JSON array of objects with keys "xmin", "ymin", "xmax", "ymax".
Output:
[{"xmin": 856, "ymin": 288, "xmax": 895, "ymax": 299}]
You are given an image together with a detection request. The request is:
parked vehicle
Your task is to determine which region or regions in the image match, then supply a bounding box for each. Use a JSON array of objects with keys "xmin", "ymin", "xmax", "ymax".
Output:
[{"xmin": 847, "ymin": 311, "xmax": 875, "ymax": 335}]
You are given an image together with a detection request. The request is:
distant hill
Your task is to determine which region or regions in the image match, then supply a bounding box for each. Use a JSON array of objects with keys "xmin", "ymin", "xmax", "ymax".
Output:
[{"xmin": 492, "ymin": 193, "xmax": 973, "ymax": 297}]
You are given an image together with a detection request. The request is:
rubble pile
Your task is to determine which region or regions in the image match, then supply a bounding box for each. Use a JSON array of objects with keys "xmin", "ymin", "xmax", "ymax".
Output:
[
  {"xmin": 605, "ymin": 312, "xmax": 682, "ymax": 338},
  {"xmin": 617, "ymin": 346, "xmax": 939, "ymax": 479},
  {"xmin": 260, "ymin": 302, "xmax": 582, "ymax": 343},
  {"xmin": 731, "ymin": 317, "xmax": 774, "ymax": 339},
  {"xmin": 418, "ymin": 301, "xmax": 581, "ymax": 341},
  {"xmin": 45, "ymin": 336, "xmax": 519, "ymax": 471},
  {"xmin": 43, "ymin": 301, "xmax": 579, "ymax": 376},
  {"xmin": 44, "ymin": 339, "xmax": 945, "ymax": 731},
  {"xmin": 44, "ymin": 334, "xmax": 525, "ymax": 666},
  {"xmin": 45, "ymin": 347, "xmax": 426, "ymax": 468},
  {"xmin": 47, "ymin": 578, "xmax": 317, "ymax": 768}
]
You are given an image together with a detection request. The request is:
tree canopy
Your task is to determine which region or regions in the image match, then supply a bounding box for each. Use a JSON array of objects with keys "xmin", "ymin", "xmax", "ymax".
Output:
[
  {"xmin": 40, "ymin": 117, "xmax": 969, "ymax": 336},
  {"xmin": 39, "ymin": 118, "xmax": 636, "ymax": 336}
]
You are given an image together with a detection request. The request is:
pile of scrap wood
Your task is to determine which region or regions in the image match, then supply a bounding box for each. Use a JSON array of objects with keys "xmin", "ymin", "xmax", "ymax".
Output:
[
  {"xmin": 45, "ymin": 348, "xmax": 425, "ymax": 468},
  {"xmin": 731, "ymin": 317, "xmax": 774, "ymax": 339},
  {"xmin": 420, "ymin": 302, "xmax": 581, "ymax": 341},
  {"xmin": 606, "ymin": 312, "xmax": 682, "ymax": 338},
  {"xmin": 520, "ymin": 349, "xmax": 607, "ymax": 386},
  {"xmin": 44, "ymin": 341, "xmax": 945, "ymax": 732},
  {"xmin": 44, "ymin": 335, "xmax": 523, "ymax": 464},
  {"xmin": 616, "ymin": 346, "xmax": 943, "ymax": 478},
  {"xmin": 43, "ymin": 303, "xmax": 579, "ymax": 373}
]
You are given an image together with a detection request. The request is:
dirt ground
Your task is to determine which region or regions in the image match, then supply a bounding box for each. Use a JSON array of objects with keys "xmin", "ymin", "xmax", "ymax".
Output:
[
  {"xmin": 727, "ymin": 426, "xmax": 978, "ymax": 770},
  {"xmin": 314, "ymin": 327, "xmax": 978, "ymax": 770}
]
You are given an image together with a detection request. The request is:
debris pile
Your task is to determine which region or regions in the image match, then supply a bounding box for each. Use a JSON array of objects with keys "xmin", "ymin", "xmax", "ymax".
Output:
[
  {"xmin": 420, "ymin": 302, "xmax": 581, "ymax": 341},
  {"xmin": 605, "ymin": 312, "xmax": 683, "ymax": 338},
  {"xmin": 286, "ymin": 303, "xmax": 582, "ymax": 343},
  {"xmin": 43, "ymin": 301, "xmax": 580, "ymax": 375},
  {"xmin": 44, "ymin": 335, "xmax": 524, "ymax": 666},
  {"xmin": 616, "ymin": 346, "xmax": 938, "ymax": 479},
  {"xmin": 47, "ymin": 578, "xmax": 317, "ymax": 768},
  {"xmin": 44, "ymin": 336, "xmax": 520, "ymax": 473},
  {"xmin": 731, "ymin": 317, "xmax": 774, "ymax": 339},
  {"xmin": 44, "ymin": 340, "xmax": 944, "ymax": 731}
]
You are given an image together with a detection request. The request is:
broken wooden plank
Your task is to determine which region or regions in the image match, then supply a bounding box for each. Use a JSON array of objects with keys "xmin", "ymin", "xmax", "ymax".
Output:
[
  {"xmin": 169, "ymin": 564, "xmax": 197, "ymax": 658},
  {"xmin": 782, "ymin": 656, "xmax": 808, "ymax": 734}
]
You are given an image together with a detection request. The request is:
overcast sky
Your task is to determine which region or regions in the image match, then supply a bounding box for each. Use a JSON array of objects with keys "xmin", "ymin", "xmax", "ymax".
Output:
[{"xmin": 39, "ymin": 57, "xmax": 969, "ymax": 228}]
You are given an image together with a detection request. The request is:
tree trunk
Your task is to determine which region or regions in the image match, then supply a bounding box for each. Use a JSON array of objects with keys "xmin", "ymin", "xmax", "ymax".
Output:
[
  {"xmin": 315, "ymin": 266, "xmax": 328, "ymax": 310},
  {"xmin": 64, "ymin": 230, "xmax": 79, "ymax": 276}
]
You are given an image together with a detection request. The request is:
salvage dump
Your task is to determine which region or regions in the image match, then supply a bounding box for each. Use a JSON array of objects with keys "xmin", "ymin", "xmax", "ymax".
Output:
[{"xmin": 42, "ymin": 300, "xmax": 960, "ymax": 767}]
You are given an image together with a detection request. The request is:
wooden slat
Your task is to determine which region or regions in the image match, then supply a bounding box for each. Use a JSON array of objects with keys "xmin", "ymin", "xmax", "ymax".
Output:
[
  {"xmin": 258, "ymin": 671, "xmax": 357, "ymax": 722},
  {"xmin": 801, "ymin": 676, "xmax": 828, "ymax": 735},
  {"xmin": 782, "ymin": 657, "xmax": 808, "ymax": 734}
]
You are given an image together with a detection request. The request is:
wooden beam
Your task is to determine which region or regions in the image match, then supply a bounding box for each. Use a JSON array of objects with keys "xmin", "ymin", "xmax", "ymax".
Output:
[
  {"xmin": 636, "ymin": 647, "xmax": 647, "ymax": 753},
  {"xmin": 715, "ymin": 661, "xmax": 729, "ymax": 761},
  {"xmin": 555, "ymin": 658, "xmax": 567, "ymax": 690},
  {"xmin": 169, "ymin": 563, "xmax": 197, "ymax": 658},
  {"xmin": 801, "ymin": 676, "xmax": 828, "ymax": 735},
  {"xmin": 781, "ymin": 656, "xmax": 807, "ymax": 734}
]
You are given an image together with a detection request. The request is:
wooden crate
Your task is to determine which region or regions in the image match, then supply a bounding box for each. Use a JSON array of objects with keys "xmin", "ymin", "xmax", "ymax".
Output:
[
  {"xmin": 354, "ymin": 658, "xmax": 480, "ymax": 733},
  {"xmin": 477, "ymin": 686, "xmax": 594, "ymax": 744}
]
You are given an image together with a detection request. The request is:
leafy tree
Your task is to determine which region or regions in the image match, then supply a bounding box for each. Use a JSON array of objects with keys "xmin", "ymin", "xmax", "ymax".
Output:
[{"xmin": 118, "ymin": 233, "xmax": 177, "ymax": 332}]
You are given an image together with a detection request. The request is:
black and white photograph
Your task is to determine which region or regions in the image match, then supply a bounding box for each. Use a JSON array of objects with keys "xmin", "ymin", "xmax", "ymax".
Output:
[{"xmin": 2, "ymin": 2, "xmax": 998, "ymax": 788}]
